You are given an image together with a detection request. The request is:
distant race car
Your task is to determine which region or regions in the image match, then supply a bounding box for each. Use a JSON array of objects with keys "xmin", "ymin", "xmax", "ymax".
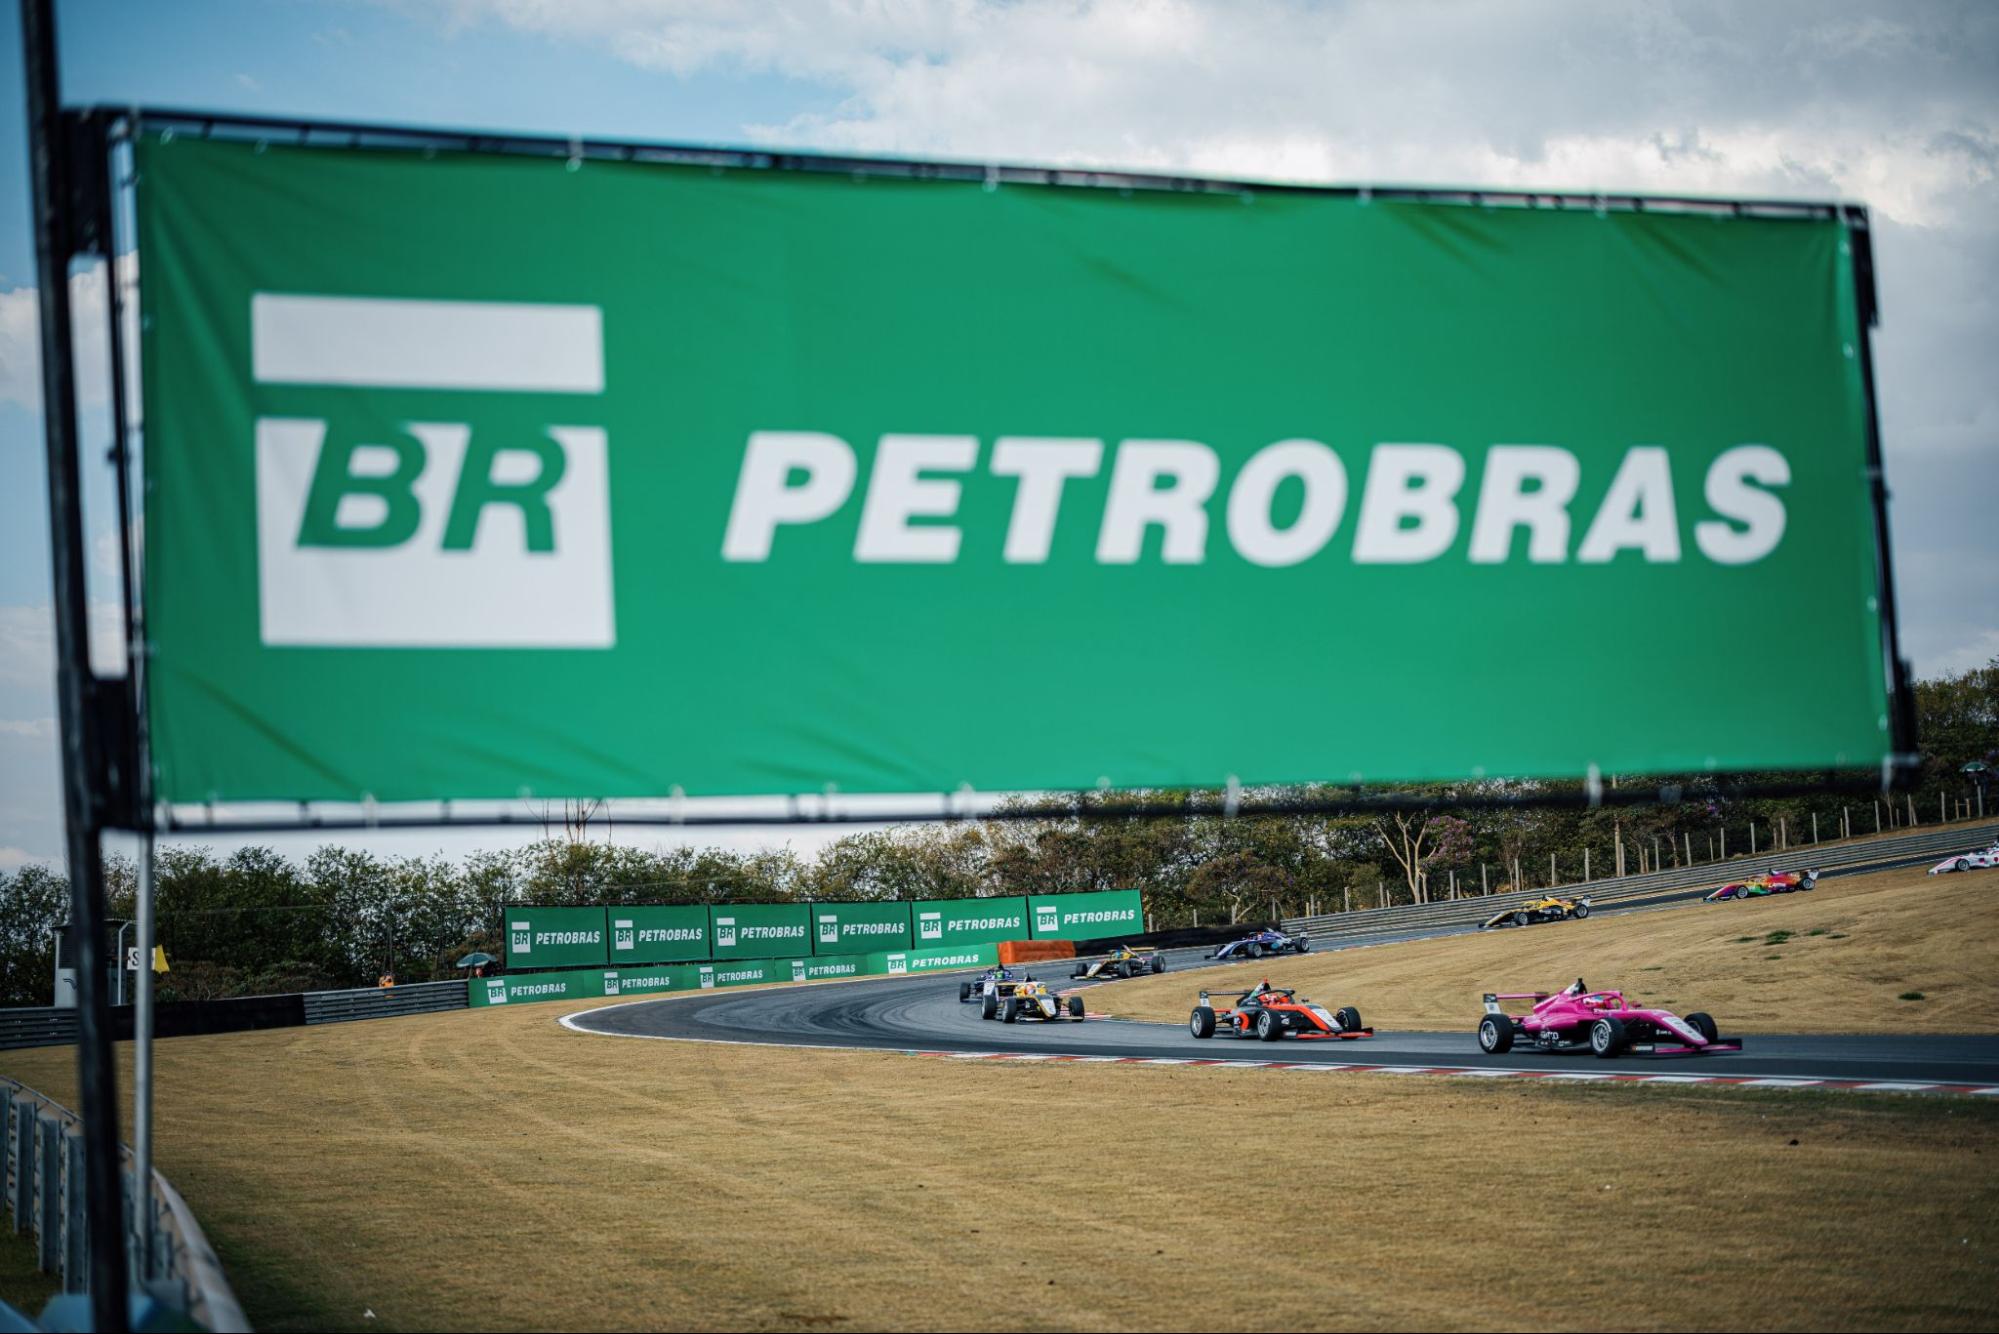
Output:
[
  {"xmin": 1480, "ymin": 896, "xmax": 1590, "ymax": 929},
  {"xmin": 1206, "ymin": 928, "xmax": 1311, "ymax": 961},
  {"xmin": 1704, "ymin": 868, "xmax": 1820, "ymax": 902},
  {"xmin": 980, "ymin": 977, "xmax": 1085, "ymax": 1022},
  {"xmin": 1475, "ymin": 978, "xmax": 1742, "ymax": 1059},
  {"xmin": 1928, "ymin": 844, "xmax": 1999, "ymax": 875},
  {"xmin": 959, "ymin": 966, "xmax": 1020, "ymax": 1003},
  {"xmin": 1070, "ymin": 945, "xmax": 1166, "ymax": 980},
  {"xmin": 1188, "ymin": 980, "xmax": 1371, "ymax": 1041}
]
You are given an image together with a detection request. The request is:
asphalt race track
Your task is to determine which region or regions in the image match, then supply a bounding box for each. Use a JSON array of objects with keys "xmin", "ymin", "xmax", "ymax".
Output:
[{"xmin": 566, "ymin": 970, "xmax": 1999, "ymax": 1090}]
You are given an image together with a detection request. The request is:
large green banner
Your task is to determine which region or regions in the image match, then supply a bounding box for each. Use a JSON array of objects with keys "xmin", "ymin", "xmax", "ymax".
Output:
[
  {"xmin": 607, "ymin": 905, "xmax": 709, "ymax": 965},
  {"xmin": 137, "ymin": 134, "xmax": 1895, "ymax": 804},
  {"xmin": 505, "ymin": 907, "xmax": 608, "ymax": 969},
  {"xmin": 811, "ymin": 902, "xmax": 913, "ymax": 954},
  {"xmin": 708, "ymin": 904, "xmax": 811, "ymax": 961},
  {"xmin": 912, "ymin": 897, "xmax": 1028, "ymax": 948},
  {"xmin": 1029, "ymin": 890, "xmax": 1144, "ymax": 940}
]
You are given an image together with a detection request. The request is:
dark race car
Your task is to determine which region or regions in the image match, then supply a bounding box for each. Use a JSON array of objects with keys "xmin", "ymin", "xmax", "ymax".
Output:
[
  {"xmin": 958, "ymin": 965, "xmax": 1020, "ymax": 1003},
  {"xmin": 1206, "ymin": 928, "xmax": 1311, "ymax": 962},
  {"xmin": 1071, "ymin": 945, "xmax": 1166, "ymax": 980},
  {"xmin": 1188, "ymin": 980, "xmax": 1371, "ymax": 1041}
]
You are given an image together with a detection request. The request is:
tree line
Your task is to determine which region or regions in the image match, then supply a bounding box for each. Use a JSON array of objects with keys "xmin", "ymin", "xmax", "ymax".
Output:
[{"xmin": 1, "ymin": 658, "xmax": 1991, "ymax": 1007}]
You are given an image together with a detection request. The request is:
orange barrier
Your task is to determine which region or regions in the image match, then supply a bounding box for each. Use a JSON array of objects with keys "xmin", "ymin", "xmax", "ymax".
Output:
[{"xmin": 997, "ymin": 939, "xmax": 1075, "ymax": 965}]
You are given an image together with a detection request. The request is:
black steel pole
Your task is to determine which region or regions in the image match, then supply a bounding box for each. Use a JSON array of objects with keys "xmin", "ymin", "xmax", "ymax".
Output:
[{"xmin": 20, "ymin": 0, "xmax": 132, "ymax": 1326}]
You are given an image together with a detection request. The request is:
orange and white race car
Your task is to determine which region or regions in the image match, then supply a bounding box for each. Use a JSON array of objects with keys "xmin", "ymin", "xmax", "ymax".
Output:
[{"xmin": 1187, "ymin": 980, "xmax": 1371, "ymax": 1041}]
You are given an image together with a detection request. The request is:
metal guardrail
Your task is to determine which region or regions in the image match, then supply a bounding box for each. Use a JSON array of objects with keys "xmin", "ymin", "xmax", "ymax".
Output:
[
  {"xmin": 2, "ymin": 1076, "xmax": 248, "ymax": 1332},
  {"xmin": 2, "ymin": 980, "xmax": 470, "ymax": 1051},
  {"xmin": 1283, "ymin": 820, "xmax": 1999, "ymax": 941},
  {"xmin": 301, "ymin": 980, "xmax": 467, "ymax": 1025},
  {"xmin": 0, "ymin": 1011, "xmax": 75, "ymax": 1053}
]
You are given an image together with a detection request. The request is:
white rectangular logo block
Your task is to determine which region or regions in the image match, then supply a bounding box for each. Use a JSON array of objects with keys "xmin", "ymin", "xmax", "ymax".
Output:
[{"xmin": 250, "ymin": 294, "xmax": 615, "ymax": 649}]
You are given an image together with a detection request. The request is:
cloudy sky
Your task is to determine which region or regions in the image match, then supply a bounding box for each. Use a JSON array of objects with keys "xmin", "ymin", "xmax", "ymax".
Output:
[{"xmin": 1, "ymin": 0, "xmax": 1994, "ymax": 872}]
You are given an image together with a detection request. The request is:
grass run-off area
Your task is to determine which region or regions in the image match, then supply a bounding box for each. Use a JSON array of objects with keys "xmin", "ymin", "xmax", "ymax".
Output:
[
  {"xmin": 1099, "ymin": 861, "xmax": 1999, "ymax": 1034},
  {"xmin": 2, "ymin": 957, "xmax": 1997, "ymax": 1329}
]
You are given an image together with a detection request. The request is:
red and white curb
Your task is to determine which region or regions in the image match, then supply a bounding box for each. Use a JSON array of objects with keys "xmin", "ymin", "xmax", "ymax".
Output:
[{"xmin": 908, "ymin": 1049, "xmax": 1999, "ymax": 1097}]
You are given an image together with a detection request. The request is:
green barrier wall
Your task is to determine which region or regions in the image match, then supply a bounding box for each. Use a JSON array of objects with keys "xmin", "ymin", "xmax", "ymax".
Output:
[
  {"xmin": 601, "ymin": 965, "xmax": 696, "ymax": 998},
  {"xmin": 470, "ymin": 969, "xmax": 604, "ymax": 1007},
  {"xmin": 1028, "ymin": 889, "xmax": 1144, "ymax": 940},
  {"xmin": 471, "ymin": 944, "xmax": 996, "ymax": 1009},
  {"xmin": 792, "ymin": 953, "xmax": 869, "ymax": 981},
  {"xmin": 870, "ymin": 943, "xmax": 998, "ymax": 976},
  {"xmin": 709, "ymin": 903, "xmax": 812, "ymax": 960},
  {"xmin": 811, "ymin": 901, "xmax": 913, "ymax": 953},
  {"xmin": 608, "ymin": 904, "xmax": 710, "ymax": 964},
  {"xmin": 504, "ymin": 906, "xmax": 609, "ymax": 969},
  {"xmin": 911, "ymin": 896, "xmax": 1027, "ymax": 948}
]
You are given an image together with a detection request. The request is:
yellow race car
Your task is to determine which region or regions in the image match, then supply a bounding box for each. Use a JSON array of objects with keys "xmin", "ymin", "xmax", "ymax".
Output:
[
  {"xmin": 1070, "ymin": 944, "xmax": 1166, "ymax": 980},
  {"xmin": 980, "ymin": 977, "xmax": 1086, "ymax": 1022},
  {"xmin": 1481, "ymin": 896, "xmax": 1591, "ymax": 929}
]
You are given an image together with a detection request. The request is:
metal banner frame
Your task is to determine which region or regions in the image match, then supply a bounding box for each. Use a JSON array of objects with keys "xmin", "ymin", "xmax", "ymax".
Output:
[{"xmin": 21, "ymin": 76, "xmax": 1925, "ymax": 1329}]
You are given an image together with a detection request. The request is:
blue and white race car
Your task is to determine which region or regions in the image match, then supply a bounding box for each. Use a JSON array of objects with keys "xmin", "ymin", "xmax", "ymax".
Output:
[
  {"xmin": 958, "ymin": 965, "xmax": 1020, "ymax": 1003},
  {"xmin": 1206, "ymin": 928, "xmax": 1311, "ymax": 961}
]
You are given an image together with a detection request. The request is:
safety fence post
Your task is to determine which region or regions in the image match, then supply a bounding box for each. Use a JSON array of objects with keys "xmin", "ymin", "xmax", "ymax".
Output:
[
  {"xmin": 63, "ymin": 1130, "xmax": 86, "ymax": 1292},
  {"xmin": 12, "ymin": 1102, "xmax": 32, "ymax": 1232},
  {"xmin": 36, "ymin": 1112, "xmax": 60, "ymax": 1273}
]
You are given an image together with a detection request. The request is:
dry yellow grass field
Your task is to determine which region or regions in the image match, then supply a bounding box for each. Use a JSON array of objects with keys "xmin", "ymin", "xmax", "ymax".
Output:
[
  {"xmin": 1099, "ymin": 862, "xmax": 1999, "ymax": 1033},
  {"xmin": 3, "ymin": 973, "xmax": 1998, "ymax": 1332}
]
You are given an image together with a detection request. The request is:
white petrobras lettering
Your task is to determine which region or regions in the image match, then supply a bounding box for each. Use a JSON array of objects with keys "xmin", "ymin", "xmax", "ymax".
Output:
[{"xmin": 719, "ymin": 435, "xmax": 1792, "ymax": 567}]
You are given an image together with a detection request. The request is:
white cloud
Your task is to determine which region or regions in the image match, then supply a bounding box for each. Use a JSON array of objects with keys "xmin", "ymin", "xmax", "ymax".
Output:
[
  {"xmin": 0, "ymin": 846, "xmax": 42, "ymax": 873},
  {"xmin": 1924, "ymin": 627, "xmax": 1999, "ymax": 676},
  {"xmin": 0, "ymin": 254, "xmax": 141, "ymax": 414},
  {"xmin": 433, "ymin": 0, "xmax": 1999, "ymax": 226},
  {"xmin": 0, "ymin": 603, "xmax": 128, "ymax": 691}
]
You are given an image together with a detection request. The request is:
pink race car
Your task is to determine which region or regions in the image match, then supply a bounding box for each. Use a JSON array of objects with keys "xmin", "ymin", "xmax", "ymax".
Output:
[{"xmin": 1476, "ymin": 978, "xmax": 1743, "ymax": 1059}]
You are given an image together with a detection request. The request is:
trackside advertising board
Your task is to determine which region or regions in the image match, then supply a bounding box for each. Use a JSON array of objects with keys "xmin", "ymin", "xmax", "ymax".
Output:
[
  {"xmin": 812, "ymin": 901, "xmax": 914, "ymax": 954},
  {"xmin": 1028, "ymin": 890, "xmax": 1143, "ymax": 940},
  {"xmin": 137, "ymin": 133, "xmax": 1898, "ymax": 804},
  {"xmin": 607, "ymin": 905, "xmax": 709, "ymax": 964},
  {"xmin": 913, "ymin": 897, "xmax": 1028, "ymax": 948},
  {"xmin": 469, "ymin": 945, "xmax": 993, "ymax": 1007},
  {"xmin": 505, "ymin": 907, "xmax": 607, "ymax": 969},
  {"xmin": 708, "ymin": 903, "xmax": 811, "ymax": 961}
]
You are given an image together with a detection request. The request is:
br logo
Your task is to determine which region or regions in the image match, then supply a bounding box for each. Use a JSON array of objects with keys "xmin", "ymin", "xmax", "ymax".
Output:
[
  {"xmin": 613, "ymin": 919, "xmax": 635, "ymax": 952},
  {"xmin": 508, "ymin": 921, "xmax": 531, "ymax": 955},
  {"xmin": 817, "ymin": 915, "xmax": 840, "ymax": 946},
  {"xmin": 1035, "ymin": 904, "xmax": 1061, "ymax": 935},
  {"xmin": 485, "ymin": 979, "xmax": 508, "ymax": 1005},
  {"xmin": 250, "ymin": 293, "xmax": 615, "ymax": 648},
  {"xmin": 918, "ymin": 912, "xmax": 943, "ymax": 942},
  {"xmin": 790, "ymin": 959, "xmax": 807, "ymax": 983}
]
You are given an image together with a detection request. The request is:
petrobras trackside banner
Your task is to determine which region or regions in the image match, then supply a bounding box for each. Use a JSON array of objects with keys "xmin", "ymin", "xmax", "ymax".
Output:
[
  {"xmin": 911, "ymin": 897, "xmax": 1028, "ymax": 948},
  {"xmin": 505, "ymin": 907, "xmax": 607, "ymax": 969},
  {"xmin": 1028, "ymin": 890, "xmax": 1143, "ymax": 940},
  {"xmin": 137, "ymin": 134, "xmax": 1896, "ymax": 804},
  {"xmin": 811, "ymin": 901, "xmax": 914, "ymax": 954},
  {"xmin": 607, "ymin": 905, "xmax": 709, "ymax": 965}
]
